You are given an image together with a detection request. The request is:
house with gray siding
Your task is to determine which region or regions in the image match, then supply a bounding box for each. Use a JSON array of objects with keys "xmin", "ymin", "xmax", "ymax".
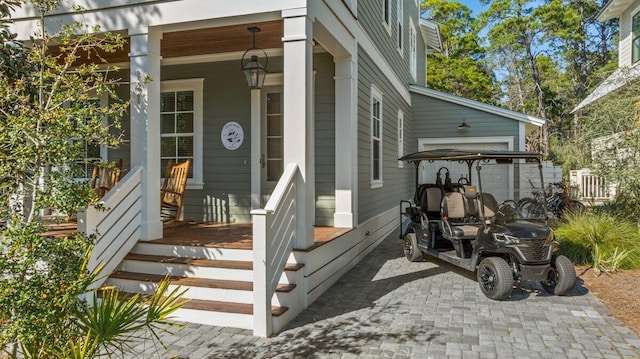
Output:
[
  {"xmin": 11, "ymin": 0, "xmax": 441, "ymax": 336},
  {"xmin": 574, "ymin": 0, "xmax": 640, "ymax": 111}
]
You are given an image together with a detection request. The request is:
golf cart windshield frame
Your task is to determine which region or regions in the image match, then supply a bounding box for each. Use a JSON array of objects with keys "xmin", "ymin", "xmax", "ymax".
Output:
[{"xmin": 400, "ymin": 149, "xmax": 548, "ymax": 223}]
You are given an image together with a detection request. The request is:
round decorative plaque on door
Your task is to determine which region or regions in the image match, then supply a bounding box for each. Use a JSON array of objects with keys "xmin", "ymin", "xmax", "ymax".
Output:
[{"xmin": 221, "ymin": 121, "xmax": 244, "ymax": 150}]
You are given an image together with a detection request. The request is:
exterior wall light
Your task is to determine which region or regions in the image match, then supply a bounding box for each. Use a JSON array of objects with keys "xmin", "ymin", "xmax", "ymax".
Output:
[{"xmin": 458, "ymin": 119, "xmax": 470, "ymax": 129}]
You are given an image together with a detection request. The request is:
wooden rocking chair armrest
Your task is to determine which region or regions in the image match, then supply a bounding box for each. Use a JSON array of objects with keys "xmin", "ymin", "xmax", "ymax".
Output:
[{"xmin": 161, "ymin": 188, "xmax": 183, "ymax": 196}]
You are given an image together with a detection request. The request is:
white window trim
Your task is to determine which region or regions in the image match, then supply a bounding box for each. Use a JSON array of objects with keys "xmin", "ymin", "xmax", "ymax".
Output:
[
  {"xmin": 397, "ymin": 110, "xmax": 404, "ymax": 168},
  {"xmin": 371, "ymin": 85, "xmax": 384, "ymax": 188},
  {"xmin": 160, "ymin": 78, "xmax": 204, "ymax": 190},
  {"xmin": 397, "ymin": 0, "xmax": 404, "ymax": 55},
  {"xmin": 383, "ymin": 0, "xmax": 392, "ymax": 35},
  {"xmin": 69, "ymin": 93, "xmax": 109, "ymax": 180},
  {"xmin": 409, "ymin": 17, "xmax": 417, "ymax": 80}
]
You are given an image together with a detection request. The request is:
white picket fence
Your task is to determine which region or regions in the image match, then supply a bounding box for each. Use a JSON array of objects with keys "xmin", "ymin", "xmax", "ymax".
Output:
[{"xmin": 570, "ymin": 168, "xmax": 616, "ymax": 203}]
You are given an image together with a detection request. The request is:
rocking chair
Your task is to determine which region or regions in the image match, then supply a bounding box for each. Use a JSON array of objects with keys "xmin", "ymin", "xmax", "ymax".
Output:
[
  {"xmin": 89, "ymin": 159, "xmax": 123, "ymax": 198},
  {"xmin": 161, "ymin": 159, "xmax": 191, "ymax": 221}
]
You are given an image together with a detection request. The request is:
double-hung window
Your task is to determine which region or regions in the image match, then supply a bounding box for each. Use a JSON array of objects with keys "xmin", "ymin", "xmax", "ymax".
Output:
[
  {"xmin": 633, "ymin": 12, "xmax": 640, "ymax": 63},
  {"xmin": 371, "ymin": 85, "xmax": 384, "ymax": 188},
  {"xmin": 160, "ymin": 79, "xmax": 204, "ymax": 189},
  {"xmin": 383, "ymin": 0, "xmax": 392, "ymax": 32},
  {"xmin": 71, "ymin": 97, "xmax": 105, "ymax": 179},
  {"xmin": 397, "ymin": 110, "xmax": 404, "ymax": 168},
  {"xmin": 397, "ymin": 0, "xmax": 404, "ymax": 53},
  {"xmin": 409, "ymin": 18, "xmax": 417, "ymax": 80}
]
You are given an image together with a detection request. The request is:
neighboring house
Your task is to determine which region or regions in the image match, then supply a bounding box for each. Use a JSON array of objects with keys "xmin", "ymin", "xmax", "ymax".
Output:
[
  {"xmin": 571, "ymin": 0, "xmax": 634, "ymax": 201},
  {"xmin": 573, "ymin": 0, "xmax": 640, "ymax": 112},
  {"xmin": 11, "ymin": 1, "xmax": 442, "ymax": 336}
]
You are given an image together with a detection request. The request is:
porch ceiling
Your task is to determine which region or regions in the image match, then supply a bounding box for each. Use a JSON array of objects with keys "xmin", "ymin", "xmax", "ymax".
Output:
[
  {"xmin": 161, "ymin": 20, "xmax": 283, "ymax": 58},
  {"xmin": 66, "ymin": 20, "xmax": 284, "ymax": 65}
]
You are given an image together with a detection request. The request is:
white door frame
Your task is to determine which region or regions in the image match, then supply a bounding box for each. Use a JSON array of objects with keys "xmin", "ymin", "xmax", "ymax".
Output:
[{"xmin": 250, "ymin": 74, "xmax": 284, "ymax": 210}]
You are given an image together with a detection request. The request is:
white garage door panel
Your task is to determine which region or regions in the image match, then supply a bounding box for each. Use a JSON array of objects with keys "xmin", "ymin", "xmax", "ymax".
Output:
[{"xmin": 417, "ymin": 138, "xmax": 513, "ymax": 202}]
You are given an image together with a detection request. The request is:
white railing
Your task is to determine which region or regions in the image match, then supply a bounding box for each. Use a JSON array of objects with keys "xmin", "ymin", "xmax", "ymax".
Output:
[
  {"xmin": 77, "ymin": 166, "xmax": 143, "ymax": 288},
  {"xmin": 570, "ymin": 168, "xmax": 617, "ymax": 202},
  {"xmin": 251, "ymin": 163, "xmax": 300, "ymax": 337}
]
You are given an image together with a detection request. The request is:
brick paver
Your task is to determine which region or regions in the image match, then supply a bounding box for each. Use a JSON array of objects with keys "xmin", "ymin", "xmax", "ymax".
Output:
[{"xmin": 128, "ymin": 232, "xmax": 640, "ymax": 358}]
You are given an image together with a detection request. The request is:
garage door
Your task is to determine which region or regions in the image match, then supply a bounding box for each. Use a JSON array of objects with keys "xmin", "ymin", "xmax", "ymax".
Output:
[{"xmin": 418, "ymin": 139, "xmax": 512, "ymax": 202}]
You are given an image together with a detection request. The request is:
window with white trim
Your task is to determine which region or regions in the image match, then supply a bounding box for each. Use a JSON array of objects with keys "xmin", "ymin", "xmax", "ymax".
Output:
[
  {"xmin": 397, "ymin": 110, "xmax": 404, "ymax": 168},
  {"xmin": 397, "ymin": 0, "xmax": 404, "ymax": 53},
  {"xmin": 160, "ymin": 79, "xmax": 204, "ymax": 189},
  {"xmin": 371, "ymin": 85, "xmax": 383, "ymax": 187},
  {"xmin": 70, "ymin": 95, "xmax": 107, "ymax": 179},
  {"xmin": 409, "ymin": 18, "xmax": 417, "ymax": 80},
  {"xmin": 383, "ymin": 0, "xmax": 391, "ymax": 32},
  {"xmin": 633, "ymin": 11, "xmax": 640, "ymax": 63}
]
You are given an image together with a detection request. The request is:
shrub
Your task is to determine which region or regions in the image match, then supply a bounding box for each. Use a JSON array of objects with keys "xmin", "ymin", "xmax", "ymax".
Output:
[{"xmin": 555, "ymin": 212, "xmax": 640, "ymax": 274}]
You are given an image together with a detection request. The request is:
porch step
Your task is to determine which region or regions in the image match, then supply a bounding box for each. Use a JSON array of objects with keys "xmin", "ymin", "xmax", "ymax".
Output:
[
  {"xmin": 125, "ymin": 253, "xmax": 253, "ymax": 269},
  {"xmin": 131, "ymin": 241, "xmax": 254, "ymax": 261},
  {"xmin": 98, "ymin": 289, "xmax": 288, "ymax": 329},
  {"xmin": 109, "ymin": 271, "xmax": 297, "ymax": 293},
  {"xmin": 123, "ymin": 253, "xmax": 304, "ymax": 272},
  {"xmin": 181, "ymin": 299, "xmax": 288, "ymax": 317}
]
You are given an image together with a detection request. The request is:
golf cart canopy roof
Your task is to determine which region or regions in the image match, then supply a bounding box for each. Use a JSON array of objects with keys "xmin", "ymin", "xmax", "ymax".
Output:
[{"xmin": 400, "ymin": 149, "xmax": 543, "ymax": 163}]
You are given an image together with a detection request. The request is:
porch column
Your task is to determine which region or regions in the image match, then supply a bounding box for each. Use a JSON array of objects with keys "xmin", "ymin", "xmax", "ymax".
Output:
[
  {"xmin": 129, "ymin": 27, "xmax": 162, "ymax": 241},
  {"xmin": 333, "ymin": 55, "xmax": 358, "ymax": 228},
  {"xmin": 283, "ymin": 10, "xmax": 315, "ymax": 249},
  {"xmin": 250, "ymin": 90, "xmax": 262, "ymax": 209}
]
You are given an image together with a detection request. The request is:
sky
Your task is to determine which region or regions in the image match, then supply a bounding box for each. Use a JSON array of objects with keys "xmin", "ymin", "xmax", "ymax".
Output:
[{"xmin": 456, "ymin": 1, "xmax": 487, "ymax": 15}]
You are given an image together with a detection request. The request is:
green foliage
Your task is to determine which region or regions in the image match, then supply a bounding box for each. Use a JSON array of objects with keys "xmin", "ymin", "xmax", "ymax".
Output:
[
  {"xmin": 555, "ymin": 212, "xmax": 640, "ymax": 274},
  {"xmin": 0, "ymin": 0, "xmax": 127, "ymax": 224},
  {"xmin": 0, "ymin": 223, "xmax": 95, "ymax": 354},
  {"xmin": 422, "ymin": 0, "xmax": 499, "ymax": 103},
  {"xmin": 0, "ymin": 1, "xmax": 187, "ymax": 358}
]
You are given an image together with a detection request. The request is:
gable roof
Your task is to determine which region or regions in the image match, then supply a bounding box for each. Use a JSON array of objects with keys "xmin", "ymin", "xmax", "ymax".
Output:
[
  {"xmin": 571, "ymin": 64, "xmax": 640, "ymax": 113},
  {"xmin": 419, "ymin": 19, "xmax": 442, "ymax": 54},
  {"xmin": 597, "ymin": 0, "xmax": 634, "ymax": 21},
  {"xmin": 409, "ymin": 86, "xmax": 545, "ymax": 127}
]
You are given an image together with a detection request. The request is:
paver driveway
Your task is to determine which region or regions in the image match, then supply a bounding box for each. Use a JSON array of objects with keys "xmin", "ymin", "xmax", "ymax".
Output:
[{"xmin": 130, "ymin": 232, "xmax": 640, "ymax": 358}]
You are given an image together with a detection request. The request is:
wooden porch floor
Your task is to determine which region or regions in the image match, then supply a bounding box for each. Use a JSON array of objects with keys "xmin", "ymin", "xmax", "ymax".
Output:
[
  {"xmin": 156, "ymin": 222, "xmax": 353, "ymax": 250},
  {"xmin": 43, "ymin": 220, "xmax": 353, "ymax": 250}
]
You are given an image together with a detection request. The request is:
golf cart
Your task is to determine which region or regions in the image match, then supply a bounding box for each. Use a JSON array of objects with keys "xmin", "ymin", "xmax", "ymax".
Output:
[{"xmin": 399, "ymin": 149, "xmax": 576, "ymax": 300}]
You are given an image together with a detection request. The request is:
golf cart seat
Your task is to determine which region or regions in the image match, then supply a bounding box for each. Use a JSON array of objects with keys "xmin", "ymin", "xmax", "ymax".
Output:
[
  {"xmin": 477, "ymin": 193, "xmax": 499, "ymax": 220},
  {"xmin": 416, "ymin": 184, "xmax": 443, "ymax": 220},
  {"xmin": 441, "ymin": 191, "xmax": 480, "ymax": 258}
]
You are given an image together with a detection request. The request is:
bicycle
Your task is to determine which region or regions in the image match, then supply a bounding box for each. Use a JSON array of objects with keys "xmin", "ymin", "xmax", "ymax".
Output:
[{"xmin": 517, "ymin": 182, "xmax": 586, "ymax": 219}]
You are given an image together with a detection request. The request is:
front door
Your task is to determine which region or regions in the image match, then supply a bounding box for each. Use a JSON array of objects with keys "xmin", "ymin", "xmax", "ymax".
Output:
[{"xmin": 261, "ymin": 87, "xmax": 284, "ymax": 205}]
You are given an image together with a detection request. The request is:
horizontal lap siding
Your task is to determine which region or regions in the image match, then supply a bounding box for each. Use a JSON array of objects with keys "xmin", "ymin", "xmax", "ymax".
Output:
[
  {"xmin": 358, "ymin": 0, "xmax": 421, "ymax": 86},
  {"xmin": 411, "ymin": 93, "xmax": 520, "ymax": 151},
  {"xmin": 357, "ymin": 48, "xmax": 413, "ymax": 224},
  {"xmin": 314, "ymin": 52, "xmax": 336, "ymax": 226},
  {"xmin": 163, "ymin": 58, "xmax": 282, "ymax": 222}
]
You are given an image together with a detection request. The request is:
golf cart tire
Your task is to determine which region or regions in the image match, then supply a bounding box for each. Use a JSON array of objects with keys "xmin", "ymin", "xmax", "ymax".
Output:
[
  {"xmin": 477, "ymin": 257, "xmax": 513, "ymax": 300},
  {"xmin": 541, "ymin": 255, "xmax": 576, "ymax": 296},
  {"xmin": 403, "ymin": 233, "xmax": 423, "ymax": 262}
]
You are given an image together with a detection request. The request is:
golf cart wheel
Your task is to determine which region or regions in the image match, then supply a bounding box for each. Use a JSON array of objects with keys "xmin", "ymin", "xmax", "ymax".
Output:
[
  {"xmin": 477, "ymin": 257, "xmax": 513, "ymax": 300},
  {"xmin": 541, "ymin": 255, "xmax": 576, "ymax": 296},
  {"xmin": 403, "ymin": 233, "xmax": 423, "ymax": 262}
]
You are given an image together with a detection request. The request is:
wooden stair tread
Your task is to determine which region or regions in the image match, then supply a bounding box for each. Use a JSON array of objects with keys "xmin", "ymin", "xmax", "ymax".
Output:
[
  {"xmin": 284, "ymin": 263, "xmax": 304, "ymax": 271},
  {"xmin": 124, "ymin": 254, "xmax": 304, "ymax": 272},
  {"xmin": 182, "ymin": 299, "xmax": 289, "ymax": 317},
  {"xmin": 110, "ymin": 271, "xmax": 297, "ymax": 292},
  {"xmin": 98, "ymin": 291, "xmax": 288, "ymax": 317},
  {"xmin": 124, "ymin": 254, "xmax": 253, "ymax": 270}
]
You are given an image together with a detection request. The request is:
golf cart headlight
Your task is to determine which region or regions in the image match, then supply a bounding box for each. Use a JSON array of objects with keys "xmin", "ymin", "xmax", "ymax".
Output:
[
  {"xmin": 546, "ymin": 230, "xmax": 560, "ymax": 252},
  {"xmin": 493, "ymin": 233, "xmax": 520, "ymax": 244}
]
